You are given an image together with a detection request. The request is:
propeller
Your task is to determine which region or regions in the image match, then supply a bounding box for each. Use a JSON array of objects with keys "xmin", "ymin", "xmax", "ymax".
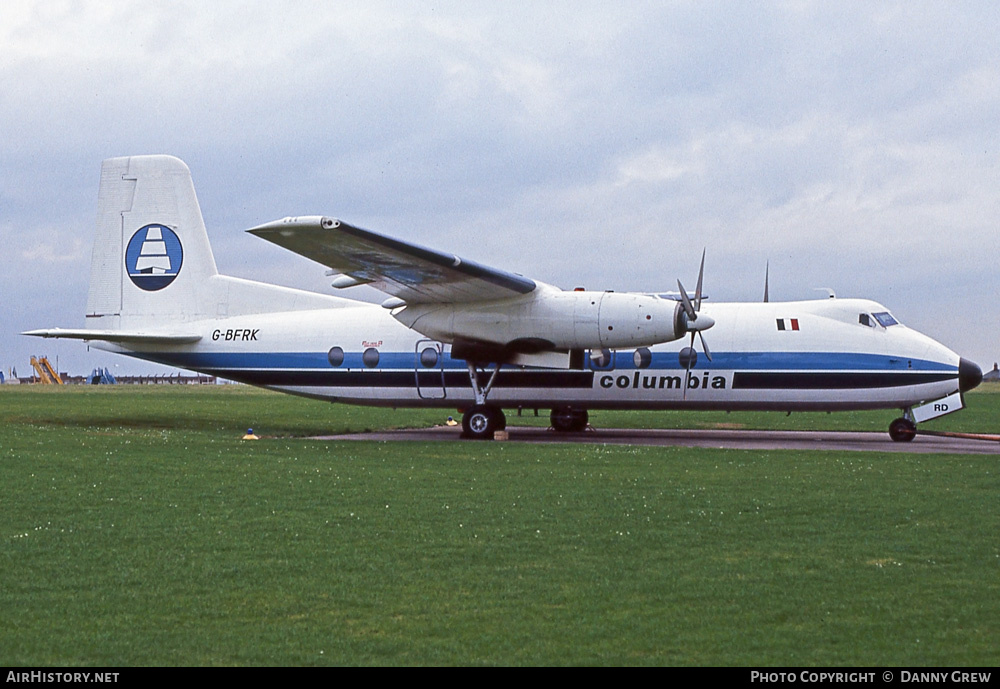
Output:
[{"xmin": 676, "ymin": 250, "xmax": 715, "ymax": 399}]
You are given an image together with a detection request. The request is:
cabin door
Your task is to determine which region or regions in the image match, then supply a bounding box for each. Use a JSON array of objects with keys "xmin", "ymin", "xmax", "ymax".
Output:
[{"xmin": 414, "ymin": 339, "xmax": 447, "ymax": 399}]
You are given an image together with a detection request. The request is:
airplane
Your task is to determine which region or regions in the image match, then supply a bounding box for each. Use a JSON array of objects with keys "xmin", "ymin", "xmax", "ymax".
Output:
[{"xmin": 25, "ymin": 155, "xmax": 983, "ymax": 441}]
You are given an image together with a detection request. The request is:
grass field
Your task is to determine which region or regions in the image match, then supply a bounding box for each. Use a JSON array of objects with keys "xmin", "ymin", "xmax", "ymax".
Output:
[{"xmin": 1, "ymin": 385, "xmax": 997, "ymax": 666}]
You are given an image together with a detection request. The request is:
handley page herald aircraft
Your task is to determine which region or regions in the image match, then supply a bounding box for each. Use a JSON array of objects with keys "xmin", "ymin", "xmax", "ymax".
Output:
[{"xmin": 26, "ymin": 155, "xmax": 983, "ymax": 440}]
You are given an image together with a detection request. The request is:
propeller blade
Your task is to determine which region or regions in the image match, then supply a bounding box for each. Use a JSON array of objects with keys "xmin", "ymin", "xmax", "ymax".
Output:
[
  {"xmin": 695, "ymin": 249, "xmax": 705, "ymax": 311},
  {"xmin": 679, "ymin": 250, "xmax": 712, "ymax": 400},
  {"xmin": 682, "ymin": 332, "xmax": 695, "ymax": 400},
  {"xmin": 676, "ymin": 279, "xmax": 697, "ymax": 322},
  {"xmin": 698, "ymin": 331, "xmax": 712, "ymax": 362}
]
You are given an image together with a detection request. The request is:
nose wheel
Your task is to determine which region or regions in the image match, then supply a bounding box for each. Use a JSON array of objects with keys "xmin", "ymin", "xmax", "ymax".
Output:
[{"xmin": 888, "ymin": 417, "xmax": 917, "ymax": 442}]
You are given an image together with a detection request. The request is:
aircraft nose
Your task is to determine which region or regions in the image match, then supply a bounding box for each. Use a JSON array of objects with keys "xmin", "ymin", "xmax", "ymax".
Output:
[{"xmin": 959, "ymin": 358, "xmax": 982, "ymax": 393}]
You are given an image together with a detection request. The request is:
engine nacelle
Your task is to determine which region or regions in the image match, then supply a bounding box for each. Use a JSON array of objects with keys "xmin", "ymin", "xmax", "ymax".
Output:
[{"xmin": 392, "ymin": 286, "xmax": 685, "ymax": 351}]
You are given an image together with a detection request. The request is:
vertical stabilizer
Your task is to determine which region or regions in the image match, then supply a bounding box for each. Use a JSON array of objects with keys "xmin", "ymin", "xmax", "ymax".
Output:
[{"xmin": 85, "ymin": 155, "xmax": 219, "ymax": 330}]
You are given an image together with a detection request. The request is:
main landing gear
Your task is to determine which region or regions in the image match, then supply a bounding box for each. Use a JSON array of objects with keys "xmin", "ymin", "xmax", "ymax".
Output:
[
  {"xmin": 462, "ymin": 405, "xmax": 506, "ymax": 440},
  {"xmin": 461, "ymin": 361, "xmax": 507, "ymax": 440},
  {"xmin": 550, "ymin": 406, "xmax": 589, "ymax": 433},
  {"xmin": 458, "ymin": 361, "xmax": 592, "ymax": 439}
]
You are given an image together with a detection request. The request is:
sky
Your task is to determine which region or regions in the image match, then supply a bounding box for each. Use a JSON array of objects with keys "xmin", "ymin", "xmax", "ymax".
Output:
[{"xmin": 2, "ymin": 1, "xmax": 998, "ymax": 378}]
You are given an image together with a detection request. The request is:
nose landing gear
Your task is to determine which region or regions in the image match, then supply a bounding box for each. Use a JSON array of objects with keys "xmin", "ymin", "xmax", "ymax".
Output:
[{"xmin": 888, "ymin": 417, "xmax": 917, "ymax": 442}]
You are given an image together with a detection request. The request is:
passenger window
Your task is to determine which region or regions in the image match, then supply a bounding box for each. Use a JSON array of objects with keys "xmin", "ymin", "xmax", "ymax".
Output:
[
  {"xmin": 419, "ymin": 347, "xmax": 439, "ymax": 368},
  {"xmin": 327, "ymin": 346, "xmax": 345, "ymax": 367},
  {"xmin": 362, "ymin": 348, "xmax": 379, "ymax": 368},
  {"xmin": 590, "ymin": 348, "xmax": 613, "ymax": 370},
  {"xmin": 633, "ymin": 348, "xmax": 652, "ymax": 369}
]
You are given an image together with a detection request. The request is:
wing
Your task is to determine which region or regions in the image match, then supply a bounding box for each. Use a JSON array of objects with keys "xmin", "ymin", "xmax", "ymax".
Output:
[{"xmin": 247, "ymin": 216, "xmax": 536, "ymax": 304}]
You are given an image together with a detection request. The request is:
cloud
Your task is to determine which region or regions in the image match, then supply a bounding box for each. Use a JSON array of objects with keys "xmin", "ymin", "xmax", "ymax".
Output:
[{"xmin": 18, "ymin": 237, "xmax": 90, "ymax": 264}]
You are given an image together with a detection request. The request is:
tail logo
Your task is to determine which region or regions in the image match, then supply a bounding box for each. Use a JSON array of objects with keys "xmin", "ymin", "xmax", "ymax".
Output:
[{"xmin": 125, "ymin": 224, "xmax": 184, "ymax": 291}]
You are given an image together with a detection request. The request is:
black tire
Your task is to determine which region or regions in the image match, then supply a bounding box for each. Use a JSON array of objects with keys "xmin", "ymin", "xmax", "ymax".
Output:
[
  {"xmin": 462, "ymin": 405, "xmax": 505, "ymax": 440},
  {"xmin": 888, "ymin": 418, "xmax": 917, "ymax": 442},
  {"xmin": 550, "ymin": 407, "xmax": 589, "ymax": 433}
]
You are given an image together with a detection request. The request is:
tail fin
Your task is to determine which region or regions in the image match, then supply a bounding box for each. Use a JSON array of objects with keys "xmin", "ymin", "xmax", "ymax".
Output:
[
  {"xmin": 83, "ymin": 155, "xmax": 350, "ymax": 335},
  {"xmin": 86, "ymin": 155, "xmax": 219, "ymax": 330},
  {"xmin": 24, "ymin": 155, "xmax": 352, "ymax": 344}
]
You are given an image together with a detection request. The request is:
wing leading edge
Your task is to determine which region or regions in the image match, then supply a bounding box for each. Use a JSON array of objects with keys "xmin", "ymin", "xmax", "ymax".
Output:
[{"xmin": 248, "ymin": 216, "xmax": 536, "ymax": 304}]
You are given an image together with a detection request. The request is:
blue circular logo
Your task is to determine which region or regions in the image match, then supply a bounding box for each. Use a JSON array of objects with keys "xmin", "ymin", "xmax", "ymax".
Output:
[{"xmin": 125, "ymin": 225, "xmax": 183, "ymax": 291}]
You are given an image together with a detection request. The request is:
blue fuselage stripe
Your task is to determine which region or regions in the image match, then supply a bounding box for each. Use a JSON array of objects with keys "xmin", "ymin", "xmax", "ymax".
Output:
[{"xmin": 130, "ymin": 350, "xmax": 955, "ymax": 373}]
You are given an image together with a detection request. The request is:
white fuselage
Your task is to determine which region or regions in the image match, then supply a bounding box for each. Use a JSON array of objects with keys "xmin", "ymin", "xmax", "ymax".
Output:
[
  {"xmin": 26, "ymin": 155, "xmax": 979, "ymax": 441},
  {"xmin": 96, "ymin": 296, "xmax": 964, "ymax": 413}
]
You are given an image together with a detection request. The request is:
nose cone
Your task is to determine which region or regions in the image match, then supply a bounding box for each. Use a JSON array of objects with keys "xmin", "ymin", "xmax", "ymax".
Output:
[{"xmin": 959, "ymin": 358, "xmax": 982, "ymax": 393}]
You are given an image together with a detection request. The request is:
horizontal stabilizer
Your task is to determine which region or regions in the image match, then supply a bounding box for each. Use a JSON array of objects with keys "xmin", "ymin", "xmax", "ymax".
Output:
[{"xmin": 22, "ymin": 328, "xmax": 202, "ymax": 344}]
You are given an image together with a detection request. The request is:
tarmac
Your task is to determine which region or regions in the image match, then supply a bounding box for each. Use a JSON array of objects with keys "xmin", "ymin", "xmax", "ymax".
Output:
[{"xmin": 315, "ymin": 425, "xmax": 1000, "ymax": 454}]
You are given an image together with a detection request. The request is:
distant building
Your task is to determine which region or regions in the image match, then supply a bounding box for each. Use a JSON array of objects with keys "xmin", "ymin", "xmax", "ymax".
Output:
[{"xmin": 983, "ymin": 363, "xmax": 1000, "ymax": 383}]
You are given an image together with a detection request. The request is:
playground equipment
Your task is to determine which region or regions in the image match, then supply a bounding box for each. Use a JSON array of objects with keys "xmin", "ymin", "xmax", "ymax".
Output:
[
  {"xmin": 30, "ymin": 356, "xmax": 63, "ymax": 384},
  {"xmin": 88, "ymin": 367, "xmax": 117, "ymax": 384}
]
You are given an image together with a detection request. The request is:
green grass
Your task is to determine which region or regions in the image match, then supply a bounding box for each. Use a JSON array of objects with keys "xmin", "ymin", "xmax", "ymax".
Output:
[{"xmin": 1, "ymin": 385, "xmax": 998, "ymax": 665}]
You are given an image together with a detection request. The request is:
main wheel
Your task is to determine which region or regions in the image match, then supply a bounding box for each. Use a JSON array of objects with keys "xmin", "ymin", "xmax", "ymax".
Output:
[
  {"xmin": 888, "ymin": 418, "xmax": 917, "ymax": 442},
  {"xmin": 462, "ymin": 405, "xmax": 505, "ymax": 440},
  {"xmin": 550, "ymin": 407, "xmax": 589, "ymax": 433}
]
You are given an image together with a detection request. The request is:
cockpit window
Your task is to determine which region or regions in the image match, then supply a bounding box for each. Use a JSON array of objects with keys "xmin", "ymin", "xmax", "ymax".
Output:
[
  {"xmin": 860, "ymin": 312, "xmax": 900, "ymax": 328},
  {"xmin": 872, "ymin": 312, "xmax": 899, "ymax": 327}
]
